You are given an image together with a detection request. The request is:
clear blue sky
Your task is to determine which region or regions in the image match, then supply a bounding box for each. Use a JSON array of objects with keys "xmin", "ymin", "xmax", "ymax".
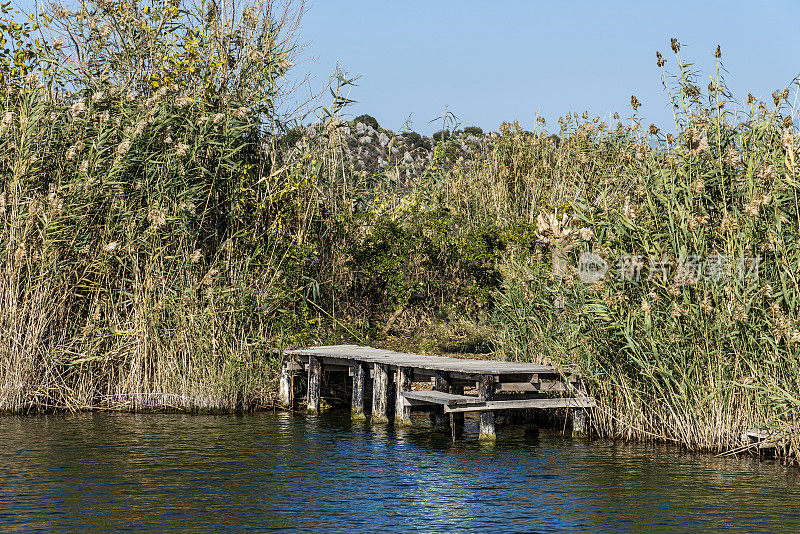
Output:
[{"xmin": 295, "ymin": 0, "xmax": 800, "ymax": 133}]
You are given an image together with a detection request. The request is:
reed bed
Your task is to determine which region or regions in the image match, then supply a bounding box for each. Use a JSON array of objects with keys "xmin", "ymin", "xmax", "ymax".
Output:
[
  {"xmin": 478, "ymin": 49, "xmax": 800, "ymax": 462},
  {"xmin": 2, "ymin": 2, "xmax": 799, "ymax": 463},
  {"xmin": 0, "ymin": 0, "xmax": 308, "ymax": 411}
]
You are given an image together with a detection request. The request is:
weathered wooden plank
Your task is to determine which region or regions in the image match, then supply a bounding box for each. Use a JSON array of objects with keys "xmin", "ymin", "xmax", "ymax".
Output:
[
  {"xmin": 496, "ymin": 373, "xmax": 573, "ymax": 383},
  {"xmin": 444, "ymin": 397, "xmax": 596, "ymax": 413},
  {"xmin": 478, "ymin": 375, "xmax": 495, "ymax": 440},
  {"xmin": 495, "ymin": 381, "xmax": 568, "ymax": 393},
  {"xmin": 402, "ymin": 393, "xmax": 597, "ymax": 411},
  {"xmin": 351, "ymin": 362, "xmax": 367, "ymax": 420},
  {"xmin": 492, "ymin": 392, "xmax": 576, "ymax": 401},
  {"xmin": 395, "ymin": 367, "xmax": 412, "ymax": 426},
  {"xmin": 371, "ymin": 363, "xmax": 390, "ymax": 423},
  {"xmin": 303, "ymin": 361, "xmax": 353, "ymax": 372},
  {"xmin": 402, "ymin": 390, "xmax": 481, "ymax": 406},
  {"xmin": 285, "ymin": 360, "xmax": 303, "ymax": 372},
  {"xmin": 285, "ymin": 345, "xmax": 559, "ymax": 375},
  {"xmin": 306, "ymin": 356, "xmax": 322, "ymax": 414}
]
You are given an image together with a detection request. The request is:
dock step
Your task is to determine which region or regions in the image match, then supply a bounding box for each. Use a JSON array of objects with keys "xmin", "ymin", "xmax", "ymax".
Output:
[{"xmin": 402, "ymin": 391, "xmax": 595, "ymax": 413}]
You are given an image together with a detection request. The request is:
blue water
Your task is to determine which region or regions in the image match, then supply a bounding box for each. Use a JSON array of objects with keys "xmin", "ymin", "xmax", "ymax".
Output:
[{"xmin": 1, "ymin": 412, "xmax": 798, "ymax": 533}]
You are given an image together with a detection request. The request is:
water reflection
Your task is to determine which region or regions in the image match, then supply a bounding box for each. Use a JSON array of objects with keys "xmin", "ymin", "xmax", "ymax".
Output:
[{"xmin": 0, "ymin": 411, "xmax": 798, "ymax": 533}]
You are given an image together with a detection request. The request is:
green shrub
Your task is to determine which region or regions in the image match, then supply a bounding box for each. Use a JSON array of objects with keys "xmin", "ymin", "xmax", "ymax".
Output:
[
  {"xmin": 402, "ymin": 131, "xmax": 428, "ymax": 150},
  {"xmin": 464, "ymin": 126, "xmax": 484, "ymax": 136},
  {"xmin": 433, "ymin": 129, "xmax": 451, "ymax": 142},
  {"xmin": 281, "ymin": 126, "xmax": 304, "ymax": 148},
  {"xmin": 354, "ymin": 114, "xmax": 380, "ymax": 130}
]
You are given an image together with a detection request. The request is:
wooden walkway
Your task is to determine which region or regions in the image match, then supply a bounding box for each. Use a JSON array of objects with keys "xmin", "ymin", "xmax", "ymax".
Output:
[{"xmin": 280, "ymin": 345, "xmax": 594, "ymax": 440}]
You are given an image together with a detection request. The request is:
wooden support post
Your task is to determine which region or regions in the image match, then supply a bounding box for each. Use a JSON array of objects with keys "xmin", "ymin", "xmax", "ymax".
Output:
[
  {"xmin": 306, "ymin": 356, "xmax": 322, "ymax": 414},
  {"xmin": 451, "ymin": 384, "xmax": 465, "ymax": 434},
  {"xmin": 572, "ymin": 409, "xmax": 587, "ymax": 437},
  {"xmin": 394, "ymin": 367, "xmax": 412, "ymax": 426},
  {"xmin": 572, "ymin": 379, "xmax": 589, "ymax": 437},
  {"xmin": 371, "ymin": 363, "xmax": 390, "ymax": 423},
  {"xmin": 351, "ymin": 362, "xmax": 367, "ymax": 420},
  {"xmin": 478, "ymin": 374, "xmax": 496, "ymax": 440},
  {"xmin": 430, "ymin": 371, "xmax": 451, "ymax": 430},
  {"xmin": 278, "ymin": 360, "xmax": 294, "ymax": 408},
  {"xmin": 524, "ymin": 409, "xmax": 540, "ymax": 437}
]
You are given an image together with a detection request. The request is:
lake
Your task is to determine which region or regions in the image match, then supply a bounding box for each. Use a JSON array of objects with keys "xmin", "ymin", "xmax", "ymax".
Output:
[{"xmin": 1, "ymin": 411, "xmax": 798, "ymax": 533}]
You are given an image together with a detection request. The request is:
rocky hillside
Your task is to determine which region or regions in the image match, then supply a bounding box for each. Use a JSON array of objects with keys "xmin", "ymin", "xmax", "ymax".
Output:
[{"xmin": 281, "ymin": 115, "xmax": 493, "ymax": 180}]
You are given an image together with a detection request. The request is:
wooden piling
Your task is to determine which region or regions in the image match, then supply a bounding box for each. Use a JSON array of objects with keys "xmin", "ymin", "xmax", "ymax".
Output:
[
  {"xmin": 572, "ymin": 379, "xmax": 589, "ymax": 437},
  {"xmin": 451, "ymin": 384, "xmax": 465, "ymax": 433},
  {"xmin": 430, "ymin": 371, "xmax": 451, "ymax": 430},
  {"xmin": 371, "ymin": 363, "xmax": 390, "ymax": 423},
  {"xmin": 306, "ymin": 355, "xmax": 322, "ymax": 414},
  {"xmin": 278, "ymin": 360, "xmax": 294, "ymax": 408},
  {"xmin": 478, "ymin": 374, "xmax": 495, "ymax": 440},
  {"xmin": 572, "ymin": 409, "xmax": 587, "ymax": 437},
  {"xmin": 351, "ymin": 362, "xmax": 367, "ymax": 420},
  {"xmin": 524, "ymin": 409, "xmax": 540, "ymax": 438},
  {"xmin": 395, "ymin": 367, "xmax": 412, "ymax": 426}
]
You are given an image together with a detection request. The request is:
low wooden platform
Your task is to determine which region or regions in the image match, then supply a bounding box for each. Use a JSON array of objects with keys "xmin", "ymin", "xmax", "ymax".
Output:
[
  {"xmin": 402, "ymin": 390, "xmax": 595, "ymax": 413},
  {"xmin": 280, "ymin": 345, "xmax": 594, "ymax": 440}
]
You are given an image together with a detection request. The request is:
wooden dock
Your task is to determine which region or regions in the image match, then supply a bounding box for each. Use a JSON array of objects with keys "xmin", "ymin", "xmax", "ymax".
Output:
[{"xmin": 280, "ymin": 345, "xmax": 594, "ymax": 440}]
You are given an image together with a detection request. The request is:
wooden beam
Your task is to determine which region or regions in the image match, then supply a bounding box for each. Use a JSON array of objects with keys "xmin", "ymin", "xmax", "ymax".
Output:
[
  {"xmin": 497, "ymin": 373, "xmax": 575, "ymax": 383},
  {"xmin": 351, "ymin": 362, "xmax": 367, "ymax": 420},
  {"xmin": 286, "ymin": 345, "xmax": 559, "ymax": 375},
  {"xmin": 371, "ymin": 363, "xmax": 390, "ymax": 423},
  {"xmin": 402, "ymin": 391, "xmax": 597, "ymax": 411},
  {"xmin": 285, "ymin": 360, "xmax": 303, "ymax": 372},
  {"xmin": 403, "ymin": 390, "xmax": 478, "ymax": 405},
  {"xmin": 478, "ymin": 375, "xmax": 495, "ymax": 440},
  {"xmin": 303, "ymin": 362, "xmax": 352, "ymax": 373},
  {"xmin": 495, "ymin": 381, "xmax": 568, "ymax": 393},
  {"xmin": 306, "ymin": 356, "xmax": 322, "ymax": 414},
  {"xmin": 395, "ymin": 367, "xmax": 412, "ymax": 426},
  {"xmin": 444, "ymin": 397, "xmax": 596, "ymax": 413}
]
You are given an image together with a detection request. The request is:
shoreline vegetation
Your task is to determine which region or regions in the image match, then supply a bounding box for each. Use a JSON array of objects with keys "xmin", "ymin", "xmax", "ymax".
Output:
[{"xmin": 2, "ymin": 1, "xmax": 800, "ymax": 465}]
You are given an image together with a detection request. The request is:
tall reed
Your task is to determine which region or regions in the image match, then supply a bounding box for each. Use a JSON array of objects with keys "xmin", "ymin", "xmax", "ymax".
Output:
[
  {"xmin": 3, "ymin": 2, "xmax": 800, "ymax": 466},
  {"xmin": 483, "ymin": 45, "xmax": 800, "ymax": 462},
  {"xmin": 0, "ymin": 0, "xmax": 309, "ymax": 411}
]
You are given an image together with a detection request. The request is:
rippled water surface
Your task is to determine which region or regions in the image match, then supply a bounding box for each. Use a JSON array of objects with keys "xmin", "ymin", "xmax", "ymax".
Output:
[{"xmin": 1, "ymin": 411, "xmax": 798, "ymax": 533}]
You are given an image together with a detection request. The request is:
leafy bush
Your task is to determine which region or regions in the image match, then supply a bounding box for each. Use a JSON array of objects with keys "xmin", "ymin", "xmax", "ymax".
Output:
[
  {"xmin": 432, "ymin": 129, "xmax": 450, "ymax": 142},
  {"xmin": 281, "ymin": 126, "xmax": 304, "ymax": 148},
  {"xmin": 402, "ymin": 131, "xmax": 428, "ymax": 150},
  {"xmin": 354, "ymin": 114, "xmax": 380, "ymax": 130},
  {"xmin": 463, "ymin": 126, "xmax": 484, "ymax": 136}
]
